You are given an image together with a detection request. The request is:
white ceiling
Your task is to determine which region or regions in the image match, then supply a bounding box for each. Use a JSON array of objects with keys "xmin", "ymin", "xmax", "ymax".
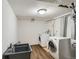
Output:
[{"xmin": 8, "ymin": 0, "xmax": 75, "ymax": 19}]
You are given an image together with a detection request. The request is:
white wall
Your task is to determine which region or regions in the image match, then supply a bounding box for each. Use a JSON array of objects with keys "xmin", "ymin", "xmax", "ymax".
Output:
[
  {"xmin": 47, "ymin": 21, "xmax": 54, "ymax": 36},
  {"xmin": 55, "ymin": 16, "xmax": 65, "ymax": 37},
  {"xmin": 67, "ymin": 15, "xmax": 75, "ymax": 39},
  {"xmin": 17, "ymin": 17, "xmax": 49, "ymax": 45},
  {"xmin": 52, "ymin": 14, "xmax": 74, "ymax": 38},
  {"xmin": 49, "ymin": 17, "xmax": 65, "ymax": 37},
  {"xmin": 2, "ymin": 0, "xmax": 18, "ymax": 53}
]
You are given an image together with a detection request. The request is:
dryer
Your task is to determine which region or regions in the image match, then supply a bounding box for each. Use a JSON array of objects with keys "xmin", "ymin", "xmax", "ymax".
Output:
[
  {"xmin": 39, "ymin": 33, "xmax": 49, "ymax": 47},
  {"xmin": 48, "ymin": 37, "xmax": 71, "ymax": 59}
]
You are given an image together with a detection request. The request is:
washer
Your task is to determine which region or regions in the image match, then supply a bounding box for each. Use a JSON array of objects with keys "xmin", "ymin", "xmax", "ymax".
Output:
[{"xmin": 48, "ymin": 37, "xmax": 71, "ymax": 59}]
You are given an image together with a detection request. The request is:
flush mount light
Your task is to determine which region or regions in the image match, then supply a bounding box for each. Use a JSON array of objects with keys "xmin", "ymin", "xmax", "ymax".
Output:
[{"xmin": 37, "ymin": 9, "xmax": 47, "ymax": 14}]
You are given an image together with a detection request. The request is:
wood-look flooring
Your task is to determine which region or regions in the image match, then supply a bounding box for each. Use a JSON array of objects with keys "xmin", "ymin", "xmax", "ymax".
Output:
[{"xmin": 31, "ymin": 45, "xmax": 54, "ymax": 59}]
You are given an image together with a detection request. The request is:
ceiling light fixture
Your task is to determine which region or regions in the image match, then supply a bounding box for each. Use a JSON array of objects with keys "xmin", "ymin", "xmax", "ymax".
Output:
[{"xmin": 37, "ymin": 9, "xmax": 47, "ymax": 14}]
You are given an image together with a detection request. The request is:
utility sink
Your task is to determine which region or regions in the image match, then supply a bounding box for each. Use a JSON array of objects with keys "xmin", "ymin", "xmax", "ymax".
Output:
[
  {"xmin": 14, "ymin": 44, "xmax": 31, "ymax": 52},
  {"xmin": 3, "ymin": 43, "xmax": 32, "ymax": 59}
]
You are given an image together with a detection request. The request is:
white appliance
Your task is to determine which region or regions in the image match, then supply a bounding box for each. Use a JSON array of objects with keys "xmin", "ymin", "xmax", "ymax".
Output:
[
  {"xmin": 40, "ymin": 33, "xmax": 49, "ymax": 47},
  {"xmin": 48, "ymin": 37, "xmax": 71, "ymax": 59}
]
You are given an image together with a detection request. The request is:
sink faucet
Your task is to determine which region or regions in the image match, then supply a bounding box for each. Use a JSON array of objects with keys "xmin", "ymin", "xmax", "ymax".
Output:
[
  {"xmin": 10, "ymin": 43, "xmax": 15, "ymax": 52},
  {"xmin": 10, "ymin": 43, "xmax": 12, "ymax": 48}
]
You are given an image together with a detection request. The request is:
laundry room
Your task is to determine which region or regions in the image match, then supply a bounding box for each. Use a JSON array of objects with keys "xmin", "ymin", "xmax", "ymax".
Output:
[{"xmin": 2, "ymin": 0, "xmax": 76, "ymax": 59}]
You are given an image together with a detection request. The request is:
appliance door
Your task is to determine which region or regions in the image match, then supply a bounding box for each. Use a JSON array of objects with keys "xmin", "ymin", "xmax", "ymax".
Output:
[{"xmin": 48, "ymin": 40, "xmax": 57, "ymax": 52}]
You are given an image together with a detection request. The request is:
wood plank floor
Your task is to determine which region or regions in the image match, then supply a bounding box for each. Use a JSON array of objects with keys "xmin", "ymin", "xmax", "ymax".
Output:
[{"xmin": 31, "ymin": 45, "xmax": 54, "ymax": 59}]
